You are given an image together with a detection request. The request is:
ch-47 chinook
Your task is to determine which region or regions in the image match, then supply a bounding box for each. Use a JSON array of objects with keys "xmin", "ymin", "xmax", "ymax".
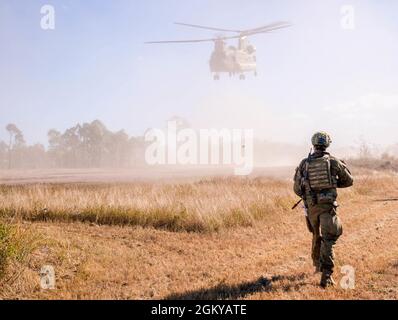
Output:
[{"xmin": 145, "ymin": 21, "xmax": 292, "ymax": 80}]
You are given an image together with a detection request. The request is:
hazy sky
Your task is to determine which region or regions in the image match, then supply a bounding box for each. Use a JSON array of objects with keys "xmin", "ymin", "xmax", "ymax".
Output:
[{"xmin": 1, "ymin": 0, "xmax": 397, "ymax": 148}]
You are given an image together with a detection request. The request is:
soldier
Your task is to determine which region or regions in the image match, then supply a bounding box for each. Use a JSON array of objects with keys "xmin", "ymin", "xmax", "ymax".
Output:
[{"xmin": 293, "ymin": 132, "xmax": 353, "ymax": 288}]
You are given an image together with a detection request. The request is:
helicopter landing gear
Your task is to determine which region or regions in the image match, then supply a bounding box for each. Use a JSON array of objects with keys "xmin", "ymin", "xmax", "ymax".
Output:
[
  {"xmin": 239, "ymin": 74, "xmax": 246, "ymax": 80},
  {"xmin": 213, "ymin": 74, "xmax": 220, "ymax": 80}
]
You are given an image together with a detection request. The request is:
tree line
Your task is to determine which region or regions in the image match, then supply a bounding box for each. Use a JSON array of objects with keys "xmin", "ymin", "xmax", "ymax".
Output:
[
  {"xmin": 0, "ymin": 120, "xmax": 147, "ymax": 169},
  {"xmin": 3, "ymin": 119, "xmax": 396, "ymax": 170}
]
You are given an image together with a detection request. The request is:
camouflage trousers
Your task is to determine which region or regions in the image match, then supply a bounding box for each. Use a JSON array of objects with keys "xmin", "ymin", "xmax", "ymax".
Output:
[{"xmin": 306, "ymin": 203, "xmax": 343, "ymax": 273}]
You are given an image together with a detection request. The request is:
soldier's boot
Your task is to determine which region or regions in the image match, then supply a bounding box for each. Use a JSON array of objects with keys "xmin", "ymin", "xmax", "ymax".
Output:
[{"xmin": 320, "ymin": 271, "xmax": 335, "ymax": 288}]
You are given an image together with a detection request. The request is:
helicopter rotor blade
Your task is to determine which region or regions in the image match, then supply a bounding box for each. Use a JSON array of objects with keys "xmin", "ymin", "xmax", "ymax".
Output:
[
  {"xmin": 244, "ymin": 23, "xmax": 293, "ymax": 36},
  {"xmin": 242, "ymin": 21, "xmax": 292, "ymax": 34},
  {"xmin": 174, "ymin": 21, "xmax": 292, "ymax": 35},
  {"xmin": 145, "ymin": 34, "xmax": 246, "ymax": 44},
  {"xmin": 174, "ymin": 22, "xmax": 242, "ymax": 33},
  {"xmin": 145, "ymin": 22, "xmax": 292, "ymax": 44},
  {"xmin": 145, "ymin": 39, "xmax": 216, "ymax": 44}
]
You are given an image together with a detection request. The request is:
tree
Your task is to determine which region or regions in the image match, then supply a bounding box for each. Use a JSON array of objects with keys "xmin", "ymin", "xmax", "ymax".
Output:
[
  {"xmin": 6, "ymin": 124, "xmax": 24, "ymax": 169},
  {"xmin": 78, "ymin": 121, "xmax": 107, "ymax": 167},
  {"xmin": 2, "ymin": 120, "xmax": 150, "ymax": 169},
  {"xmin": 62, "ymin": 125, "xmax": 82, "ymax": 167},
  {"xmin": 47, "ymin": 129, "xmax": 62, "ymax": 167},
  {"xmin": 0, "ymin": 141, "xmax": 8, "ymax": 169}
]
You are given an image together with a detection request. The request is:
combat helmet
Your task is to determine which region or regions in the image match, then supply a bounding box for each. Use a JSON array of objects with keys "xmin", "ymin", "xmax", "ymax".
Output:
[{"xmin": 311, "ymin": 132, "xmax": 332, "ymax": 149}]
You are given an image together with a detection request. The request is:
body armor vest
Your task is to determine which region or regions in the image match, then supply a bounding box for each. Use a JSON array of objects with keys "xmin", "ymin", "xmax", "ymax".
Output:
[{"xmin": 305, "ymin": 155, "xmax": 335, "ymax": 191}]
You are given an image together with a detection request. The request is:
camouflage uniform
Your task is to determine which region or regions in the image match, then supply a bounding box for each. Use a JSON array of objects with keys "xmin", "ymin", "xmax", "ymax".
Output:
[{"xmin": 294, "ymin": 147, "xmax": 353, "ymax": 284}]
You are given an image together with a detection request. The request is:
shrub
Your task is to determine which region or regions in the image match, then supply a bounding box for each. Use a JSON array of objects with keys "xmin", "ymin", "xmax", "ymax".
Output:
[{"xmin": 0, "ymin": 221, "xmax": 36, "ymax": 283}]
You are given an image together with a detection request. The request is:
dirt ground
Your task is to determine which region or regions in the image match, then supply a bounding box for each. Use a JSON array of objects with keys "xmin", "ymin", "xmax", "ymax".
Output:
[
  {"xmin": 0, "ymin": 166, "xmax": 294, "ymax": 185},
  {"xmin": 3, "ymin": 187, "xmax": 397, "ymax": 300}
]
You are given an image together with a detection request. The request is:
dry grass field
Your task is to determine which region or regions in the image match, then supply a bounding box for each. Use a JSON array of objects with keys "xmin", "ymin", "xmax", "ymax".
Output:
[{"xmin": 0, "ymin": 168, "xmax": 397, "ymax": 300}]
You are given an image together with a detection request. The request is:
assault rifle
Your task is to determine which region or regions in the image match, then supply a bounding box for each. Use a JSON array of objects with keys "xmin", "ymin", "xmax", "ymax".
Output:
[
  {"xmin": 291, "ymin": 199, "xmax": 303, "ymax": 210},
  {"xmin": 291, "ymin": 197, "xmax": 398, "ymax": 208},
  {"xmin": 373, "ymin": 198, "xmax": 398, "ymax": 202}
]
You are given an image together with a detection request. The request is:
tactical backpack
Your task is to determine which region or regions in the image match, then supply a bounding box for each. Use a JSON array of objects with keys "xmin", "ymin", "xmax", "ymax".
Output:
[{"xmin": 305, "ymin": 155, "xmax": 335, "ymax": 191}]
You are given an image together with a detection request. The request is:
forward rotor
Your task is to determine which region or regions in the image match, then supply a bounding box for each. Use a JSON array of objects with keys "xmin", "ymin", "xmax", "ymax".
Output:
[{"xmin": 145, "ymin": 21, "xmax": 292, "ymax": 44}]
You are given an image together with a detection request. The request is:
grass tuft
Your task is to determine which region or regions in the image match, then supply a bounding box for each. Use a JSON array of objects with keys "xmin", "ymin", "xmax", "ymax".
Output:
[
  {"xmin": 1, "ymin": 175, "xmax": 397, "ymax": 233},
  {"xmin": 0, "ymin": 221, "xmax": 37, "ymax": 283}
]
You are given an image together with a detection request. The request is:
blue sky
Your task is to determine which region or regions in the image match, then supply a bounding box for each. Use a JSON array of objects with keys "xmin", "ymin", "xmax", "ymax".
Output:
[{"xmin": 1, "ymin": 0, "xmax": 397, "ymax": 147}]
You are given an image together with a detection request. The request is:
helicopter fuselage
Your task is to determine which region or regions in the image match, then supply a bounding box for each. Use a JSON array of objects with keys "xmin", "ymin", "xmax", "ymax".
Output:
[
  {"xmin": 209, "ymin": 37, "xmax": 256, "ymax": 79},
  {"xmin": 146, "ymin": 21, "xmax": 291, "ymax": 80}
]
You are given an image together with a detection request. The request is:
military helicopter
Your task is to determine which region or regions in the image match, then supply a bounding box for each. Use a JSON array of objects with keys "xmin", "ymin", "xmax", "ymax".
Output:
[{"xmin": 146, "ymin": 21, "xmax": 292, "ymax": 80}]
